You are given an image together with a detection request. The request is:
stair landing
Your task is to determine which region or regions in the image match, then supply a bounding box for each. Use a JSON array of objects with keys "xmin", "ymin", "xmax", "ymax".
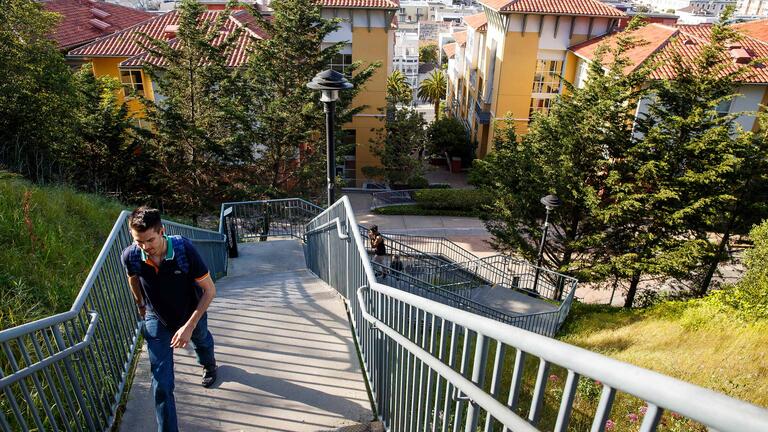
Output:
[{"xmin": 119, "ymin": 240, "xmax": 373, "ymax": 431}]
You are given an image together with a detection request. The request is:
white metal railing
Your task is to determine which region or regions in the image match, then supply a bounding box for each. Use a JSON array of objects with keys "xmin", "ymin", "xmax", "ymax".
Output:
[{"xmin": 304, "ymin": 196, "xmax": 768, "ymax": 432}]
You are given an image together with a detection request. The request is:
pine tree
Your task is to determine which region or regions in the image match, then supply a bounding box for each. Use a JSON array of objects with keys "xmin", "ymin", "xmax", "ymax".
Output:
[
  {"xmin": 68, "ymin": 67, "xmax": 136, "ymax": 194},
  {"xmin": 139, "ymin": 0, "xmax": 252, "ymax": 219},
  {"xmin": 598, "ymin": 12, "xmax": 754, "ymax": 306},
  {"xmin": 239, "ymin": 0, "xmax": 379, "ymax": 197},
  {"xmin": 472, "ymin": 21, "xmax": 652, "ymax": 280}
]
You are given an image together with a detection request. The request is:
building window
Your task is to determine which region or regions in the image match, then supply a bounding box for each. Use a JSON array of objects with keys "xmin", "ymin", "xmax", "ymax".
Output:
[
  {"xmin": 529, "ymin": 97, "xmax": 554, "ymax": 117},
  {"xmin": 330, "ymin": 53, "xmax": 353, "ymax": 75},
  {"xmin": 531, "ymin": 59, "xmax": 562, "ymax": 94},
  {"xmin": 120, "ymin": 70, "xmax": 145, "ymax": 97}
]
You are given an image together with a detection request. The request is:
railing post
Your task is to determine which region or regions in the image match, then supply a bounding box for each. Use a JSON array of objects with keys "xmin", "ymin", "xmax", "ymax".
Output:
[{"xmin": 464, "ymin": 333, "xmax": 488, "ymax": 432}]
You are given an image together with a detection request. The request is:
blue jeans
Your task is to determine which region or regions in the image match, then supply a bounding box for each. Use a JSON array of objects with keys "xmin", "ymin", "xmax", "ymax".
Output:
[{"xmin": 142, "ymin": 312, "xmax": 216, "ymax": 432}]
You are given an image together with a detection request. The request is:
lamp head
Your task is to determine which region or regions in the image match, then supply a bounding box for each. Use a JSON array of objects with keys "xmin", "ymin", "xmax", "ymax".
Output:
[
  {"xmin": 307, "ymin": 69, "xmax": 353, "ymax": 103},
  {"xmin": 540, "ymin": 194, "xmax": 563, "ymax": 211}
]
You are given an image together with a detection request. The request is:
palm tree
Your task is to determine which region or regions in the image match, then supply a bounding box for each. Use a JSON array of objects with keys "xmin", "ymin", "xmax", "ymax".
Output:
[
  {"xmin": 418, "ymin": 69, "xmax": 446, "ymax": 120},
  {"xmin": 386, "ymin": 70, "xmax": 412, "ymax": 105}
]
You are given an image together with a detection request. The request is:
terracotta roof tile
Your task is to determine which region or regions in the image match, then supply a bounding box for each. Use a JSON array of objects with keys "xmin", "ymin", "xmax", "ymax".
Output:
[
  {"xmin": 570, "ymin": 23, "xmax": 768, "ymax": 84},
  {"xmin": 442, "ymin": 42, "xmax": 457, "ymax": 59},
  {"xmin": 570, "ymin": 23, "xmax": 677, "ymax": 74},
  {"xmin": 480, "ymin": 0, "xmax": 624, "ymax": 17},
  {"xmin": 69, "ymin": 10, "xmax": 263, "ymax": 68},
  {"xmin": 463, "ymin": 12, "xmax": 487, "ymax": 32},
  {"xmin": 452, "ymin": 30, "xmax": 467, "ymax": 47},
  {"xmin": 44, "ymin": 0, "xmax": 153, "ymax": 50},
  {"xmin": 735, "ymin": 18, "xmax": 768, "ymax": 43},
  {"xmin": 318, "ymin": 0, "xmax": 399, "ymax": 9}
]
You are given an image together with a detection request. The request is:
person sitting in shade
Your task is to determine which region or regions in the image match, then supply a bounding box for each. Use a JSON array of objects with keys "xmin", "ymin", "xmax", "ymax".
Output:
[{"xmin": 368, "ymin": 225, "xmax": 388, "ymax": 275}]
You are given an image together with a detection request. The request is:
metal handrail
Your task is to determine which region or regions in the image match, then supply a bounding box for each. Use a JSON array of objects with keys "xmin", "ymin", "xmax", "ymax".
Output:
[
  {"xmin": 370, "ymin": 189, "xmax": 418, "ymax": 210},
  {"xmin": 1, "ymin": 211, "xmax": 227, "ymax": 431},
  {"xmin": 304, "ymin": 196, "xmax": 768, "ymax": 432}
]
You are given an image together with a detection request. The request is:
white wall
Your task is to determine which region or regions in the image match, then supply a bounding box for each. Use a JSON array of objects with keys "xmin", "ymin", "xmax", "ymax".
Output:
[{"xmin": 731, "ymin": 85, "xmax": 765, "ymax": 131}]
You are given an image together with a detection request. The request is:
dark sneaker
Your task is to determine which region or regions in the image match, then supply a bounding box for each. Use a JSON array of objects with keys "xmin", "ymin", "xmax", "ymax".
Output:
[{"xmin": 202, "ymin": 366, "xmax": 217, "ymax": 388}]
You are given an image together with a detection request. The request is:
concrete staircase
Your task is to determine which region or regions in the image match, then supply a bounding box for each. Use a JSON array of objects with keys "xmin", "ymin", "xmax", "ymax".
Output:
[{"xmin": 120, "ymin": 240, "xmax": 374, "ymax": 431}]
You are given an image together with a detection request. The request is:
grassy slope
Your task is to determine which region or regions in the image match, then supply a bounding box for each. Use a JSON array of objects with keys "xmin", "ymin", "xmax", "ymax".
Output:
[
  {"xmin": 554, "ymin": 300, "xmax": 768, "ymax": 428},
  {"xmin": 0, "ymin": 173, "xmax": 124, "ymax": 329}
]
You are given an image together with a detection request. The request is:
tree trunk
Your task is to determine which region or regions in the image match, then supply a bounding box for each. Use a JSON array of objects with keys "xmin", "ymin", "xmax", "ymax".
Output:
[
  {"xmin": 698, "ymin": 218, "xmax": 734, "ymax": 296},
  {"xmin": 434, "ymin": 100, "xmax": 440, "ymax": 120},
  {"xmin": 624, "ymin": 271, "xmax": 642, "ymax": 308}
]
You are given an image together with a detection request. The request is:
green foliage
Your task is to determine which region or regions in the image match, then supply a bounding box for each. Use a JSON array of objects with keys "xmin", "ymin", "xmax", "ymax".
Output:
[
  {"xmin": 365, "ymin": 106, "xmax": 427, "ymax": 186},
  {"xmin": 418, "ymin": 69, "xmax": 447, "ymax": 121},
  {"xmin": 596, "ymin": 12, "xmax": 754, "ymax": 305},
  {"xmin": 0, "ymin": 0, "xmax": 79, "ymax": 182},
  {"xmin": 707, "ymin": 220, "xmax": 768, "ymax": 320},
  {"xmin": 67, "ymin": 67, "xmax": 139, "ymax": 194},
  {"xmin": 413, "ymin": 188, "xmax": 491, "ymax": 211},
  {"xmin": 0, "ymin": 174, "xmax": 124, "ymax": 329},
  {"xmin": 427, "ymin": 116, "xmax": 467, "ymax": 158},
  {"xmin": 419, "ymin": 44, "xmax": 438, "ymax": 64},
  {"xmin": 138, "ymin": 0, "xmax": 255, "ymax": 219},
  {"xmin": 387, "ymin": 70, "xmax": 413, "ymax": 105},
  {"xmin": 240, "ymin": 0, "xmax": 378, "ymax": 198}
]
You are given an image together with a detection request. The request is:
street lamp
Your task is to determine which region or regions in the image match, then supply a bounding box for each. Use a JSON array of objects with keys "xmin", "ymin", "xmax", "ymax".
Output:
[
  {"xmin": 533, "ymin": 194, "xmax": 562, "ymax": 294},
  {"xmin": 307, "ymin": 69, "xmax": 354, "ymax": 206}
]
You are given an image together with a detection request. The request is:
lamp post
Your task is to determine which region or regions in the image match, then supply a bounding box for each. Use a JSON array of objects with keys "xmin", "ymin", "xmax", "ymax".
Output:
[
  {"xmin": 533, "ymin": 194, "xmax": 562, "ymax": 295},
  {"xmin": 307, "ymin": 69, "xmax": 354, "ymax": 206}
]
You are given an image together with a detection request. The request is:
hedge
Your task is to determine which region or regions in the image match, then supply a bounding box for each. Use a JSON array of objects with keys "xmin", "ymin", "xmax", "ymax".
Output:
[{"xmin": 412, "ymin": 188, "xmax": 492, "ymax": 211}]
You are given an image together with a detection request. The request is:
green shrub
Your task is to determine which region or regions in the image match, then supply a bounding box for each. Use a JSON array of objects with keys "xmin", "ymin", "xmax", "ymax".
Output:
[
  {"xmin": 413, "ymin": 188, "xmax": 492, "ymax": 211},
  {"xmin": 707, "ymin": 219, "xmax": 768, "ymax": 320},
  {"xmin": 374, "ymin": 204, "xmax": 479, "ymax": 217}
]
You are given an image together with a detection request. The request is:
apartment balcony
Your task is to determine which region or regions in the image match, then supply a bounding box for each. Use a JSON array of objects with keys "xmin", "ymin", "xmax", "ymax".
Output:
[{"xmin": 475, "ymin": 98, "xmax": 491, "ymax": 124}]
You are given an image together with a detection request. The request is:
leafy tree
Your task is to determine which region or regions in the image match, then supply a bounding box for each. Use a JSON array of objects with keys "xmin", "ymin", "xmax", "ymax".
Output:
[
  {"xmin": 598, "ymin": 13, "xmax": 753, "ymax": 306},
  {"xmin": 387, "ymin": 70, "xmax": 412, "ymax": 105},
  {"xmin": 364, "ymin": 106, "xmax": 427, "ymax": 186},
  {"xmin": 139, "ymin": 0, "xmax": 253, "ymax": 219},
  {"xmin": 0, "ymin": 0, "xmax": 78, "ymax": 182},
  {"xmin": 427, "ymin": 116, "xmax": 466, "ymax": 157},
  {"xmin": 418, "ymin": 69, "xmax": 446, "ymax": 120},
  {"xmin": 240, "ymin": 0, "xmax": 379, "ymax": 197},
  {"xmin": 419, "ymin": 44, "xmax": 438, "ymax": 64}
]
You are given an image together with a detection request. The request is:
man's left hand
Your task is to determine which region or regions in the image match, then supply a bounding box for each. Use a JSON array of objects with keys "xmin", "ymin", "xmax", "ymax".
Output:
[{"xmin": 171, "ymin": 324, "xmax": 193, "ymax": 348}]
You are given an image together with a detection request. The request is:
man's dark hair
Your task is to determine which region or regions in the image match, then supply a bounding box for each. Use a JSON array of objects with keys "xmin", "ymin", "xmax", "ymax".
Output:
[
  {"xmin": 128, "ymin": 206, "xmax": 162, "ymax": 232},
  {"xmin": 370, "ymin": 225, "xmax": 378, "ymax": 232}
]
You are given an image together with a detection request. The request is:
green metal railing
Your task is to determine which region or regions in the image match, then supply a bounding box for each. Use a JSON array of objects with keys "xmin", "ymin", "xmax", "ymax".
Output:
[
  {"xmin": 305, "ymin": 196, "xmax": 768, "ymax": 432},
  {"xmin": 0, "ymin": 212, "xmax": 226, "ymax": 431}
]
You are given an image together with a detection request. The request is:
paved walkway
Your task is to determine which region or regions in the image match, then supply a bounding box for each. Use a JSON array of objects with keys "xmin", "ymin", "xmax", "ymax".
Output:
[{"xmin": 120, "ymin": 241, "xmax": 373, "ymax": 432}]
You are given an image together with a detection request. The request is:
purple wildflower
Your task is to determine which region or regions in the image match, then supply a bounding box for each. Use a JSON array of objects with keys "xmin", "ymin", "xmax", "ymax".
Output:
[
  {"xmin": 639, "ymin": 405, "xmax": 648, "ymax": 415},
  {"xmin": 605, "ymin": 419, "xmax": 615, "ymax": 431},
  {"xmin": 548, "ymin": 374, "xmax": 560, "ymax": 383},
  {"xmin": 627, "ymin": 413, "xmax": 639, "ymax": 423}
]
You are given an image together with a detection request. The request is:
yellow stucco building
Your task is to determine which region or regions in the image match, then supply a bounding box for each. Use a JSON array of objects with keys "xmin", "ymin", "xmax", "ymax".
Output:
[
  {"xmin": 444, "ymin": 0, "xmax": 624, "ymax": 158},
  {"xmin": 68, "ymin": 0, "xmax": 397, "ymax": 187}
]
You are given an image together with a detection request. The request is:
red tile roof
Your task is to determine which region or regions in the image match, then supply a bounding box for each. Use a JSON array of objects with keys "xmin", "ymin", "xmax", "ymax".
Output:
[
  {"xmin": 570, "ymin": 23, "xmax": 768, "ymax": 83},
  {"xmin": 570, "ymin": 23, "xmax": 677, "ymax": 74},
  {"xmin": 69, "ymin": 10, "xmax": 264, "ymax": 68},
  {"xmin": 452, "ymin": 30, "xmax": 468, "ymax": 47},
  {"xmin": 480, "ymin": 0, "xmax": 624, "ymax": 17},
  {"xmin": 464, "ymin": 12, "xmax": 487, "ymax": 32},
  {"xmin": 443, "ymin": 42, "xmax": 457, "ymax": 59},
  {"xmin": 734, "ymin": 18, "xmax": 768, "ymax": 42},
  {"xmin": 318, "ymin": 0, "xmax": 400, "ymax": 8},
  {"xmin": 44, "ymin": 0, "xmax": 153, "ymax": 50}
]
